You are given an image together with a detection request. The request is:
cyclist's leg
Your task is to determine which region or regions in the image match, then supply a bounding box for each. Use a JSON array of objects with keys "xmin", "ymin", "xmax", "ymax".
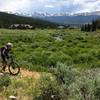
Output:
[{"xmin": 1, "ymin": 56, "xmax": 7, "ymax": 71}]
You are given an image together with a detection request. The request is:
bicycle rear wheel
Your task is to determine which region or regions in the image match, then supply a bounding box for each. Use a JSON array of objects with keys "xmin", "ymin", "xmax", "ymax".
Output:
[{"xmin": 8, "ymin": 62, "xmax": 20, "ymax": 75}]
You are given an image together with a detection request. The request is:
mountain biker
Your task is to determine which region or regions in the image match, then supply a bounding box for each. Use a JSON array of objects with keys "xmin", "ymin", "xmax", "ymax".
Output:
[{"xmin": 0, "ymin": 42, "xmax": 13, "ymax": 71}]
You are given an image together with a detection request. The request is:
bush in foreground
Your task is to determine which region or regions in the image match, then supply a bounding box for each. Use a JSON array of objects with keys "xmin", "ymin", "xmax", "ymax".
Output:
[
  {"xmin": 33, "ymin": 75, "xmax": 62, "ymax": 100},
  {"xmin": 0, "ymin": 75, "xmax": 11, "ymax": 91}
]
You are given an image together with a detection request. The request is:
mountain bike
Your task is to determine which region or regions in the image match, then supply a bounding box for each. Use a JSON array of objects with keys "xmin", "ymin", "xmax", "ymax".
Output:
[{"xmin": 0, "ymin": 55, "xmax": 20, "ymax": 75}]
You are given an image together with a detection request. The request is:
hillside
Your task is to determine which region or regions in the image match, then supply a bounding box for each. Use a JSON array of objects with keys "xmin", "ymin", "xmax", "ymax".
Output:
[
  {"xmin": 0, "ymin": 12, "xmax": 58, "ymax": 28},
  {"xmin": 41, "ymin": 15, "xmax": 100, "ymax": 25}
]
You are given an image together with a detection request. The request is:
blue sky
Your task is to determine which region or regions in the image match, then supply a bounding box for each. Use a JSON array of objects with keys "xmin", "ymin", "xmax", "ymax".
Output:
[{"xmin": 0, "ymin": 0, "xmax": 100, "ymax": 14}]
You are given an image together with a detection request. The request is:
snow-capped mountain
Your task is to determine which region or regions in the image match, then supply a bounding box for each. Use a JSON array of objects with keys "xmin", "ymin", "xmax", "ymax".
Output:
[
  {"xmin": 73, "ymin": 11, "xmax": 100, "ymax": 16},
  {"xmin": 2, "ymin": 11, "xmax": 100, "ymax": 25},
  {"xmin": 39, "ymin": 11, "xmax": 100, "ymax": 25},
  {"xmin": 3, "ymin": 10, "xmax": 100, "ymax": 17}
]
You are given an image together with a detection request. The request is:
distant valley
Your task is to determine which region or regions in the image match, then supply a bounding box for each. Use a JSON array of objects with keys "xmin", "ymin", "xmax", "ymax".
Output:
[{"xmin": 40, "ymin": 15, "xmax": 100, "ymax": 25}]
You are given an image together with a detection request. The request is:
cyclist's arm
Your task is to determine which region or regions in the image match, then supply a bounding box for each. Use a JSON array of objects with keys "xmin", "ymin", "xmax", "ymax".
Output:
[{"xmin": 5, "ymin": 50, "xmax": 10, "ymax": 59}]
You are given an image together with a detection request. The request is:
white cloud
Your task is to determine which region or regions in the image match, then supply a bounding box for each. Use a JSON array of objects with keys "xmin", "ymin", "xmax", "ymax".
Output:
[
  {"xmin": 44, "ymin": 5, "xmax": 54, "ymax": 8},
  {"xmin": 0, "ymin": 0, "xmax": 32, "ymax": 12},
  {"xmin": 0, "ymin": 0, "xmax": 99, "ymax": 13}
]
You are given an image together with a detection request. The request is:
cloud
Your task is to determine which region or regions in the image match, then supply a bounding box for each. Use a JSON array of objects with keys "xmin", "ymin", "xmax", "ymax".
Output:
[
  {"xmin": 0, "ymin": 0, "xmax": 99, "ymax": 14},
  {"xmin": 0, "ymin": 0, "xmax": 32, "ymax": 12},
  {"xmin": 44, "ymin": 5, "xmax": 54, "ymax": 8}
]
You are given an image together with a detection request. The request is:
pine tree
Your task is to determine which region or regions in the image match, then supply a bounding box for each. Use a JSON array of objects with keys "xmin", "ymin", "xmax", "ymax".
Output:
[
  {"xmin": 92, "ymin": 20, "xmax": 96, "ymax": 32},
  {"xmin": 87, "ymin": 24, "xmax": 91, "ymax": 32},
  {"xmin": 81, "ymin": 25, "xmax": 84, "ymax": 31},
  {"xmin": 85, "ymin": 24, "xmax": 89, "ymax": 32},
  {"xmin": 96, "ymin": 19, "xmax": 100, "ymax": 29}
]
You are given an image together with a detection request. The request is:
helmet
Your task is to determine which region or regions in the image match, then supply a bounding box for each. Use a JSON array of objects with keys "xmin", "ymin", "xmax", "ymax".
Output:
[{"xmin": 6, "ymin": 42, "xmax": 13, "ymax": 47}]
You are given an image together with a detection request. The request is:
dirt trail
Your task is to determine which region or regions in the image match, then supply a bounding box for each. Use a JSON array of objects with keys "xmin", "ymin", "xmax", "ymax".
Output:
[
  {"xmin": 1, "ymin": 68, "xmax": 42, "ymax": 80},
  {"xmin": 0, "ymin": 68, "xmax": 45, "ymax": 100},
  {"xmin": 20, "ymin": 68, "xmax": 41, "ymax": 79}
]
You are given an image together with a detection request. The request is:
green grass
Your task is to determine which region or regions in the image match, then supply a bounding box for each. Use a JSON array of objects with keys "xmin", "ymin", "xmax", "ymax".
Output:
[
  {"xmin": 0, "ymin": 28, "xmax": 100, "ymax": 71},
  {"xmin": 0, "ymin": 28, "xmax": 100, "ymax": 100}
]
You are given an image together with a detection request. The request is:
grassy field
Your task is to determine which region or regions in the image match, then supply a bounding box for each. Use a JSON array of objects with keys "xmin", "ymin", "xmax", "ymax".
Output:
[
  {"xmin": 0, "ymin": 29, "xmax": 100, "ymax": 100},
  {"xmin": 0, "ymin": 28, "xmax": 100, "ymax": 71}
]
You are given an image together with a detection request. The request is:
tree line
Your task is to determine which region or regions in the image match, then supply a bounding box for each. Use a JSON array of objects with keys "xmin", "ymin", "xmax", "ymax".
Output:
[
  {"xmin": 81, "ymin": 19, "xmax": 100, "ymax": 32},
  {"xmin": 81, "ymin": 21, "xmax": 96, "ymax": 32},
  {"xmin": 0, "ymin": 12, "xmax": 58, "ymax": 29}
]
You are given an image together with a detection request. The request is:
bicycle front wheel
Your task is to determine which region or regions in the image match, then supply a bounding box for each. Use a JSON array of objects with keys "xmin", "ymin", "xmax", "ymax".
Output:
[{"xmin": 8, "ymin": 62, "xmax": 20, "ymax": 75}]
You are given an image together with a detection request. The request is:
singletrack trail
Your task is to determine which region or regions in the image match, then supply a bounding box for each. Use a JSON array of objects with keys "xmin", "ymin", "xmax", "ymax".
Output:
[
  {"xmin": 0, "ymin": 67, "xmax": 45, "ymax": 84},
  {"xmin": 3, "ymin": 67, "xmax": 43, "ymax": 80},
  {"xmin": 20, "ymin": 68, "xmax": 41, "ymax": 79}
]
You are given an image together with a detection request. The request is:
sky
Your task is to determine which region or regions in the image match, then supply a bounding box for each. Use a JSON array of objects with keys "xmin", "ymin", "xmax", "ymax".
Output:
[{"xmin": 0, "ymin": 0, "xmax": 100, "ymax": 14}]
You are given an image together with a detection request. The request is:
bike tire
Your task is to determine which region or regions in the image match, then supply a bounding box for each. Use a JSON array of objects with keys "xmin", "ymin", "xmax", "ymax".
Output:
[{"xmin": 8, "ymin": 62, "xmax": 20, "ymax": 75}]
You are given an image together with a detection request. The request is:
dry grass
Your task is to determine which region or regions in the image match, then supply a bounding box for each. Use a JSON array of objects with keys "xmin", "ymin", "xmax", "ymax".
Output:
[{"xmin": 0, "ymin": 68, "xmax": 49, "ymax": 100}]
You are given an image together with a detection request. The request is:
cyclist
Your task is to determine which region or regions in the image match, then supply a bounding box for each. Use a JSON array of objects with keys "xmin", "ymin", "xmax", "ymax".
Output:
[{"xmin": 0, "ymin": 42, "xmax": 13, "ymax": 72}]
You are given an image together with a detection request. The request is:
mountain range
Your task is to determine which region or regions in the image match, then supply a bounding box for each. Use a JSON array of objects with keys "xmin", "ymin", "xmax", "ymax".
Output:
[
  {"xmin": 0, "ymin": 11, "xmax": 100, "ymax": 27},
  {"xmin": 39, "ymin": 11, "xmax": 100, "ymax": 25},
  {"xmin": 12, "ymin": 11, "xmax": 100, "ymax": 25},
  {"xmin": 11, "ymin": 11, "xmax": 100, "ymax": 17},
  {"xmin": 41, "ymin": 15, "xmax": 100, "ymax": 25}
]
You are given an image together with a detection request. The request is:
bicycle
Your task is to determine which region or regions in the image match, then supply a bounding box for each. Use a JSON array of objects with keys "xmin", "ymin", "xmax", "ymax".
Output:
[{"xmin": 0, "ymin": 55, "xmax": 20, "ymax": 75}]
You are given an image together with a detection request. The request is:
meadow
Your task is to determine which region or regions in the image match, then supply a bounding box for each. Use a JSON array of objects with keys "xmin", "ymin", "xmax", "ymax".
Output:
[
  {"xmin": 0, "ymin": 29, "xmax": 100, "ymax": 71},
  {"xmin": 0, "ymin": 28, "xmax": 100, "ymax": 100}
]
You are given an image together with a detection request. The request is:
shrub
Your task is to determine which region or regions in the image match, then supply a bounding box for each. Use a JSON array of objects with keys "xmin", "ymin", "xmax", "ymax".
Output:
[
  {"xmin": 33, "ymin": 75, "xmax": 62, "ymax": 100},
  {"xmin": 48, "ymin": 52, "xmax": 73, "ymax": 67},
  {"xmin": 50, "ymin": 62, "xmax": 79, "ymax": 100},
  {"xmin": 69, "ymin": 69, "xmax": 100, "ymax": 100},
  {"xmin": 73, "ymin": 53, "xmax": 95, "ymax": 64},
  {"xmin": 53, "ymin": 62, "xmax": 78, "ymax": 86},
  {"xmin": 0, "ymin": 75, "xmax": 11, "ymax": 89}
]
